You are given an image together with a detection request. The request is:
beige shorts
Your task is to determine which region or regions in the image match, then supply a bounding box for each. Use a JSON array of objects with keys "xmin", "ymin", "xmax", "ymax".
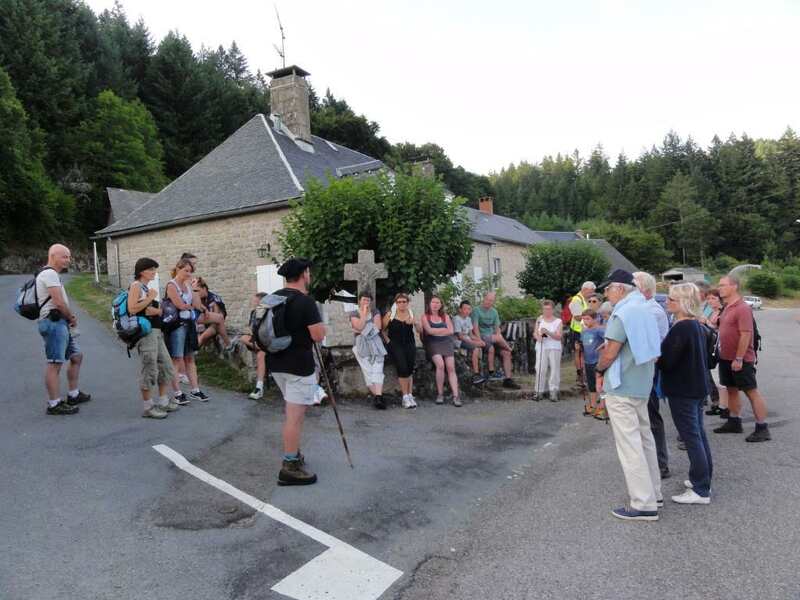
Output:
[
  {"xmin": 271, "ymin": 371, "xmax": 317, "ymax": 405},
  {"xmin": 137, "ymin": 329, "xmax": 175, "ymax": 389}
]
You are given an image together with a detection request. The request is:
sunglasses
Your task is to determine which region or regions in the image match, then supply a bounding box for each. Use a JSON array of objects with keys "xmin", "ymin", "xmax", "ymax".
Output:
[{"xmin": 396, "ymin": 300, "xmax": 408, "ymax": 304}]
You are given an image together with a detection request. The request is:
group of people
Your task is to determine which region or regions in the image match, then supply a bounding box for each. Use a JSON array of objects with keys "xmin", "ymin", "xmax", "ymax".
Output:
[
  {"xmin": 579, "ymin": 268, "xmax": 771, "ymax": 522},
  {"xmin": 349, "ymin": 290, "xmax": 521, "ymax": 410},
  {"xmin": 29, "ymin": 245, "xmax": 773, "ymax": 497}
]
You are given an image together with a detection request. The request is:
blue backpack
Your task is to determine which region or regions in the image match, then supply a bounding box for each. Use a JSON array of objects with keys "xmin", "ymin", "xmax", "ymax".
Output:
[{"xmin": 111, "ymin": 289, "xmax": 151, "ymax": 351}]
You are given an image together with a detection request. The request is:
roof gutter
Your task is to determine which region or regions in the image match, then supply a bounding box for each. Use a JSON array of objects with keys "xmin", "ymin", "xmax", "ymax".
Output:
[{"xmin": 91, "ymin": 197, "xmax": 299, "ymax": 240}]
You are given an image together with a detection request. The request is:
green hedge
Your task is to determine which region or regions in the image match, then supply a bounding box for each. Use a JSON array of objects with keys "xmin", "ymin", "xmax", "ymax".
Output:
[{"xmin": 747, "ymin": 272, "xmax": 782, "ymax": 298}]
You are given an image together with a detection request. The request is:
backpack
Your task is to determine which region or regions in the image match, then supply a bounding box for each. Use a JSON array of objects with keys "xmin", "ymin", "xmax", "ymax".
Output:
[
  {"xmin": 250, "ymin": 293, "xmax": 295, "ymax": 353},
  {"xmin": 14, "ymin": 267, "xmax": 54, "ymax": 320},
  {"xmin": 207, "ymin": 291, "xmax": 227, "ymax": 318},
  {"xmin": 752, "ymin": 316, "xmax": 762, "ymax": 363},
  {"xmin": 702, "ymin": 323, "xmax": 719, "ymax": 370},
  {"xmin": 111, "ymin": 289, "xmax": 151, "ymax": 351}
]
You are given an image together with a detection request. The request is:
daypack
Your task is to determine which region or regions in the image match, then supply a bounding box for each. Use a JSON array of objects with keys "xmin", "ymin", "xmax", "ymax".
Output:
[
  {"xmin": 702, "ymin": 323, "xmax": 719, "ymax": 370},
  {"xmin": 753, "ymin": 316, "xmax": 762, "ymax": 363},
  {"xmin": 111, "ymin": 289, "xmax": 151, "ymax": 351},
  {"xmin": 207, "ymin": 291, "xmax": 227, "ymax": 318},
  {"xmin": 250, "ymin": 293, "xmax": 295, "ymax": 353},
  {"xmin": 14, "ymin": 267, "xmax": 54, "ymax": 320}
]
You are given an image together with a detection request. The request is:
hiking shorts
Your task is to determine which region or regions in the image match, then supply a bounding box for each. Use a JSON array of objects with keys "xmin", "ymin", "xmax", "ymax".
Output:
[
  {"xmin": 718, "ymin": 360, "xmax": 757, "ymax": 391},
  {"xmin": 137, "ymin": 330, "xmax": 175, "ymax": 389},
  {"xmin": 271, "ymin": 372, "xmax": 317, "ymax": 405},
  {"xmin": 584, "ymin": 362, "xmax": 598, "ymax": 393},
  {"xmin": 38, "ymin": 318, "xmax": 80, "ymax": 364}
]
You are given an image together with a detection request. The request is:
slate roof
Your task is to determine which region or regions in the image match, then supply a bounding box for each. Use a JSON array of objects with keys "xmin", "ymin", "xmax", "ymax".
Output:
[
  {"xmin": 106, "ymin": 188, "xmax": 155, "ymax": 226},
  {"xmin": 96, "ymin": 114, "xmax": 384, "ymax": 236},
  {"xmin": 586, "ymin": 239, "xmax": 638, "ymax": 272},
  {"xmin": 465, "ymin": 208, "xmax": 548, "ymax": 245},
  {"xmin": 535, "ymin": 231, "xmax": 582, "ymax": 242}
]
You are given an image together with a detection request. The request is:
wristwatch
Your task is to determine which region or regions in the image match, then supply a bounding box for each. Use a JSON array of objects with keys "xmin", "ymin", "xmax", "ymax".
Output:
[{"xmin": 734, "ymin": 357, "xmax": 744, "ymax": 362}]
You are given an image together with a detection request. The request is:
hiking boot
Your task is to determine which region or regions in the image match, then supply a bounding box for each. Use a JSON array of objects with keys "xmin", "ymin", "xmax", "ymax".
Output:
[
  {"xmin": 46, "ymin": 401, "xmax": 79, "ymax": 416},
  {"xmin": 660, "ymin": 467, "xmax": 671, "ymax": 479},
  {"xmin": 278, "ymin": 460, "xmax": 317, "ymax": 486},
  {"xmin": 719, "ymin": 408, "xmax": 730, "ymax": 419},
  {"xmin": 142, "ymin": 406, "xmax": 168, "ymax": 419},
  {"xmin": 745, "ymin": 425, "xmax": 771, "ymax": 442},
  {"xmin": 452, "ymin": 396, "xmax": 463, "ymax": 407},
  {"xmin": 65, "ymin": 391, "xmax": 91, "ymax": 405},
  {"xmin": 189, "ymin": 390, "xmax": 210, "ymax": 402},
  {"xmin": 705, "ymin": 405, "xmax": 721, "ymax": 416},
  {"xmin": 248, "ymin": 387, "xmax": 264, "ymax": 401},
  {"xmin": 373, "ymin": 395, "xmax": 386, "ymax": 410},
  {"xmin": 472, "ymin": 374, "xmax": 487, "ymax": 385},
  {"xmin": 714, "ymin": 419, "xmax": 743, "ymax": 434},
  {"xmin": 502, "ymin": 378, "xmax": 520, "ymax": 390},
  {"xmin": 174, "ymin": 393, "xmax": 191, "ymax": 405}
]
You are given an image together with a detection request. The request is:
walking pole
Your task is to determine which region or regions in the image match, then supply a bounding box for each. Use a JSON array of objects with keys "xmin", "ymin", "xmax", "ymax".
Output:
[
  {"xmin": 533, "ymin": 319, "xmax": 542, "ymax": 401},
  {"xmin": 580, "ymin": 357, "xmax": 590, "ymax": 416},
  {"xmin": 313, "ymin": 343, "xmax": 354, "ymax": 468}
]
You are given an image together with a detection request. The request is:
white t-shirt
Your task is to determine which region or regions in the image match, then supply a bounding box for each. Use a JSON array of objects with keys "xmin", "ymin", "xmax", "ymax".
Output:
[
  {"xmin": 535, "ymin": 317, "xmax": 562, "ymax": 351},
  {"xmin": 35, "ymin": 268, "xmax": 68, "ymax": 320}
]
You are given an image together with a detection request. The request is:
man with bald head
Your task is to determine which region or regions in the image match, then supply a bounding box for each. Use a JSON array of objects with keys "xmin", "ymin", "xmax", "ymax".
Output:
[
  {"xmin": 35, "ymin": 244, "xmax": 91, "ymax": 415},
  {"xmin": 471, "ymin": 291, "xmax": 520, "ymax": 389}
]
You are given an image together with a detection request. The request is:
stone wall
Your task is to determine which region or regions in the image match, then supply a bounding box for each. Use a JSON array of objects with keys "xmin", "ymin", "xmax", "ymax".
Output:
[
  {"xmin": 104, "ymin": 209, "xmax": 289, "ymax": 330},
  {"xmin": 461, "ymin": 240, "xmax": 527, "ymax": 296}
]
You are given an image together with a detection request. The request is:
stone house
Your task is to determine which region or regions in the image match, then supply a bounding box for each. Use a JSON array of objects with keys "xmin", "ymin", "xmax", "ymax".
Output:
[{"xmin": 95, "ymin": 64, "xmax": 635, "ymax": 346}]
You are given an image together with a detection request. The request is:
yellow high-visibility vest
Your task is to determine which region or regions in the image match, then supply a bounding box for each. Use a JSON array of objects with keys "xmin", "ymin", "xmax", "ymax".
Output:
[{"xmin": 569, "ymin": 293, "xmax": 588, "ymax": 333}]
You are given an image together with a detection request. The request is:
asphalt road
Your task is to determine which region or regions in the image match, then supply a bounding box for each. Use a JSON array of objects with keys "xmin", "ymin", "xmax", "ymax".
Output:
[{"xmin": 2, "ymin": 273, "xmax": 798, "ymax": 600}]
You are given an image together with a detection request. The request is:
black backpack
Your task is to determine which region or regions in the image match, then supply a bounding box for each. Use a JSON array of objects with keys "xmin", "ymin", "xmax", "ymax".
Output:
[
  {"xmin": 14, "ymin": 267, "xmax": 55, "ymax": 320},
  {"xmin": 752, "ymin": 316, "xmax": 762, "ymax": 363},
  {"xmin": 250, "ymin": 293, "xmax": 295, "ymax": 353},
  {"xmin": 702, "ymin": 323, "xmax": 719, "ymax": 370}
]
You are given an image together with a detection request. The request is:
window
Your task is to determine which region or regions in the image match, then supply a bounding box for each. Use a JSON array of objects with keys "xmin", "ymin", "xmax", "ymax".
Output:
[
  {"xmin": 256, "ymin": 264, "xmax": 283, "ymax": 294},
  {"xmin": 473, "ymin": 266, "xmax": 483, "ymax": 282},
  {"xmin": 493, "ymin": 258, "xmax": 501, "ymax": 276}
]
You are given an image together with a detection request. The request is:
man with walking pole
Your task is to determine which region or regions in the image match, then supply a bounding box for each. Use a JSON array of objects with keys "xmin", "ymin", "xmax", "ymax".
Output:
[{"xmin": 269, "ymin": 258, "xmax": 327, "ymax": 486}]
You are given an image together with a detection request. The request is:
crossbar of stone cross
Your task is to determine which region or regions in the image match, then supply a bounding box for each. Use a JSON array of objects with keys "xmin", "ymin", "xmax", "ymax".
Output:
[{"xmin": 343, "ymin": 249, "xmax": 388, "ymax": 302}]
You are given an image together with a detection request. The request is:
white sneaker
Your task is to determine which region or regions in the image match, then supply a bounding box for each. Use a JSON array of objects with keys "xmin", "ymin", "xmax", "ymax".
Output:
[
  {"xmin": 402, "ymin": 395, "xmax": 416, "ymax": 409},
  {"xmin": 313, "ymin": 385, "xmax": 327, "ymax": 405},
  {"xmin": 178, "ymin": 374, "xmax": 190, "ymax": 385},
  {"xmin": 671, "ymin": 489, "xmax": 710, "ymax": 505},
  {"xmin": 248, "ymin": 388, "xmax": 264, "ymax": 401},
  {"xmin": 409, "ymin": 396, "xmax": 418, "ymax": 408},
  {"xmin": 684, "ymin": 480, "xmax": 693, "ymax": 489}
]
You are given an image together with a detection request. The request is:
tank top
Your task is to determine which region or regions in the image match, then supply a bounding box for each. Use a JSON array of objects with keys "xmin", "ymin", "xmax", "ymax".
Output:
[
  {"xmin": 169, "ymin": 278, "xmax": 193, "ymax": 320},
  {"xmin": 135, "ymin": 282, "xmax": 162, "ymax": 330},
  {"xmin": 387, "ymin": 317, "xmax": 415, "ymax": 346}
]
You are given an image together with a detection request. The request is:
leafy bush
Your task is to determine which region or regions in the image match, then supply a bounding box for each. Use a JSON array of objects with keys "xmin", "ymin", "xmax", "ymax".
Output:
[
  {"xmin": 780, "ymin": 273, "xmax": 800, "ymax": 290},
  {"xmin": 496, "ymin": 296, "xmax": 541, "ymax": 322},
  {"xmin": 710, "ymin": 254, "xmax": 738, "ymax": 273},
  {"xmin": 518, "ymin": 242, "xmax": 611, "ymax": 302},
  {"xmin": 747, "ymin": 272, "xmax": 782, "ymax": 298},
  {"xmin": 438, "ymin": 274, "xmax": 501, "ymax": 315}
]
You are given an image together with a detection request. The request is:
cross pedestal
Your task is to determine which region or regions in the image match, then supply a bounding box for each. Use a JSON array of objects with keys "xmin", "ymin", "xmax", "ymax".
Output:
[{"xmin": 343, "ymin": 249, "xmax": 388, "ymax": 301}]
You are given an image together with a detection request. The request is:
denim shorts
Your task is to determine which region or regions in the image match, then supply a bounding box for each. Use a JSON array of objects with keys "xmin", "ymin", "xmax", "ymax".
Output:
[
  {"xmin": 38, "ymin": 319, "xmax": 80, "ymax": 364},
  {"xmin": 168, "ymin": 322, "xmax": 196, "ymax": 358}
]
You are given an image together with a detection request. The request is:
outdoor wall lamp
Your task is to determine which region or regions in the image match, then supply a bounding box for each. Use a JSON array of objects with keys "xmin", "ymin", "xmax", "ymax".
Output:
[{"xmin": 257, "ymin": 243, "xmax": 271, "ymax": 258}]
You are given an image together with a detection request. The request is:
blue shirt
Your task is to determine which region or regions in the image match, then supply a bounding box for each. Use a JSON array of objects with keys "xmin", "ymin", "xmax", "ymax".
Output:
[
  {"xmin": 604, "ymin": 312, "xmax": 656, "ymax": 399},
  {"xmin": 580, "ymin": 327, "xmax": 605, "ymax": 365}
]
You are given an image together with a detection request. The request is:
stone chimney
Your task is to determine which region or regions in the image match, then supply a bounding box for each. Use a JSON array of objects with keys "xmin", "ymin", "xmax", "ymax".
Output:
[
  {"xmin": 267, "ymin": 65, "xmax": 312, "ymax": 144},
  {"xmin": 411, "ymin": 159, "xmax": 436, "ymax": 179},
  {"xmin": 479, "ymin": 196, "xmax": 494, "ymax": 215}
]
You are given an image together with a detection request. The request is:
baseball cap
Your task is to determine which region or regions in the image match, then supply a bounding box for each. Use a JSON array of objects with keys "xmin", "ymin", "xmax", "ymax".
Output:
[{"xmin": 597, "ymin": 269, "xmax": 635, "ymax": 291}]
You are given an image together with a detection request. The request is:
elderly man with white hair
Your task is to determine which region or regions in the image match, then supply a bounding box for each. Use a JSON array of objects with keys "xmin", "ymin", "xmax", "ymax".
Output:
[
  {"xmin": 596, "ymin": 269, "xmax": 662, "ymax": 521},
  {"xmin": 634, "ymin": 271, "xmax": 671, "ymax": 479},
  {"xmin": 35, "ymin": 244, "xmax": 91, "ymax": 415},
  {"xmin": 569, "ymin": 281, "xmax": 596, "ymax": 386}
]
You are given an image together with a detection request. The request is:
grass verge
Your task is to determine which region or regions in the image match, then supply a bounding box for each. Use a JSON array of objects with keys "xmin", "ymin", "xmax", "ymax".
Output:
[{"xmin": 65, "ymin": 273, "xmax": 251, "ymax": 393}]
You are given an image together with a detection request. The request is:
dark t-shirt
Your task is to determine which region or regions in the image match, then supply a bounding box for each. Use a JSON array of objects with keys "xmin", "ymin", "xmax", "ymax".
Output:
[{"xmin": 268, "ymin": 288, "xmax": 322, "ymax": 376}]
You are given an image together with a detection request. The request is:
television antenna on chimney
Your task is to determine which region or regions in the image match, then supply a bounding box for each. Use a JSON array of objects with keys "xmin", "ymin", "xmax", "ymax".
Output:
[{"xmin": 273, "ymin": 6, "xmax": 286, "ymax": 68}]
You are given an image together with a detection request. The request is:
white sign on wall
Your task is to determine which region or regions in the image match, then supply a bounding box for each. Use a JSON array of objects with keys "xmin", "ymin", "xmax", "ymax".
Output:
[
  {"xmin": 256, "ymin": 264, "xmax": 283, "ymax": 294},
  {"xmin": 473, "ymin": 266, "xmax": 483, "ymax": 282}
]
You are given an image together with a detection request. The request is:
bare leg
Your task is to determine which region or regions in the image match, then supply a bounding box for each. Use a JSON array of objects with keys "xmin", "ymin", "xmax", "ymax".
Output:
[
  {"xmin": 44, "ymin": 363, "xmax": 62, "ymax": 400},
  {"xmin": 744, "ymin": 388, "xmax": 768, "ymax": 422},
  {"xmin": 502, "ymin": 348, "xmax": 513, "ymax": 378},
  {"xmin": 283, "ymin": 403, "xmax": 307, "ymax": 455},
  {"xmin": 398, "ymin": 376, "xmax": 410, "ymax": 396},
  {"xmin": 726, "ymin": 386, "xmax": 741, "ymax": 416},
  {"xmin": 256, "ymin": 351, "xmax": 266, "ymax": 381},
  {"xmin": 445, "ymin": 356, "xmax": 459, "ymax": 398},
  {"xmin": 66, "ymin": 353, "xmax": 82, "ymax": 391},
  {"xmin": 472, "ymin": 348, "xmax": 482, "ymax": 374},
  {"xmin": 432, "ymin": 354, "xmax": 445, "ymax": 396},
  {"xmin": 185, "ymin": 355, "xmax": 199, "ymax": 389},
  {"xmin": 171, "ymin": 358, "xmax": 185, "ymax": 392},
  {"xmin": 487, "ymin": 345, "xmax": 496, "ymax": 372},
  {"xmin": 718, "ymin": 385, "xmax": 728, "ymax": 409},
  {"xmin": 203, "ymin": 312, "xmax": 230, "ymax": 346},
  {"xmin": 198, "ymin": 324, "xmax": 217, "ymax": 347}
]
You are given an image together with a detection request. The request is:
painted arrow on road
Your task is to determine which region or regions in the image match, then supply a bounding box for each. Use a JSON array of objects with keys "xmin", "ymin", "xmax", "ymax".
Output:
[{"xmin": 153, "ymin": 444, "xmax": 402, "ymax": 600}]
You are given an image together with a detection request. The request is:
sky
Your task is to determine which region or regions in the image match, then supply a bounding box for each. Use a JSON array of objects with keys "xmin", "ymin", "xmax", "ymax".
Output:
[{"xmin": 84, "ymin": 0, "xmax": 800, "ymax": 175}]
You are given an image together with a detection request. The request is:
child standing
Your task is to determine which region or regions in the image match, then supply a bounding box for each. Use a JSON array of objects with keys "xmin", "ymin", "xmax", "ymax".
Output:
[{"xmin": 580, "ymin": 309, "xmax": 606, "ymax": 419}]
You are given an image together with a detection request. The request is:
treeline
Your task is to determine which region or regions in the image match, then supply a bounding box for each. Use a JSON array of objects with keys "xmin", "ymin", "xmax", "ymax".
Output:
[
  {"xmin": 2, "ymin": 0, "xmax": 797, "ymax": 272},
  {"xmin": 491, "ymin": 132, "xmax": 800, "ymax": 269}
]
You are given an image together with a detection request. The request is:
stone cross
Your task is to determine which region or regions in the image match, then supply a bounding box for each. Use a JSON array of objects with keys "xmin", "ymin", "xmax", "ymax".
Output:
[{"xmin": 343, "ymin": 249, "xmax": 387, "ymax": 301}]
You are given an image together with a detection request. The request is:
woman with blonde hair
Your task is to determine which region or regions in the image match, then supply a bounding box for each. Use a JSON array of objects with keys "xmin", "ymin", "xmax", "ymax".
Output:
[
  {"xmin": 658, "ymin": 282, "xmax": 713, "ymax": 505},
  {"xmin": 165, "ymin": 258, "xmax": 210, "ymax": 404}
]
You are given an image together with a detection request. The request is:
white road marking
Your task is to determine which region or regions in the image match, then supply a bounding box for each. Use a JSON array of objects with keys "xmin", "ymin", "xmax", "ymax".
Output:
[
  {"xmin": 152, "ymin": 444, "xmax": 402, "ymax": 600},
  {"xmin": 543, "ymin": 442, "xmax": 553, "ymax": 448}
]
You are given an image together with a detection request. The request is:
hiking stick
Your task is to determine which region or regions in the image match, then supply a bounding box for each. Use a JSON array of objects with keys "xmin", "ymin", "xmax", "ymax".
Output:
[
  {"xmin": 313, "ymin": 343, "xmax": 354, "ymax": 468},
  {"xmin": 533, "ymin": 319, "xmax": 543, "ymax": 401}
]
